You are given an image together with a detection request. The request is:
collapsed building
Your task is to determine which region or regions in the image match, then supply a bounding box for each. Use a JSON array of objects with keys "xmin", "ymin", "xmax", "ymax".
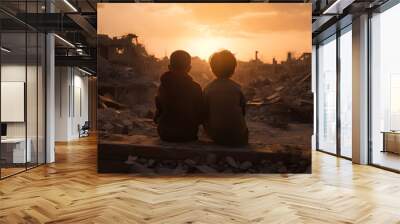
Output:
[{"xmin": 245, "ymin": 52, "xmax": 313, "ymax": 128}]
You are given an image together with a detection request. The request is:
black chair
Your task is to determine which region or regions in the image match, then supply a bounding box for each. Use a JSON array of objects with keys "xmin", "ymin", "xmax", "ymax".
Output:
[{"xmin": 79, "ymin": 121, "xmax": 90, "ymax": 138}]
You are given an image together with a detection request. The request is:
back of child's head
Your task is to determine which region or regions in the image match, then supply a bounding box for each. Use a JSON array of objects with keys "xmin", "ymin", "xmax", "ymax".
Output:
[
  {"xmin": 209, "ymin": 50, "xmax": 237, "ymax": 78},
  {"xmin": 169, "ymin": 50, "xmax": 191, "ymax": 71}
]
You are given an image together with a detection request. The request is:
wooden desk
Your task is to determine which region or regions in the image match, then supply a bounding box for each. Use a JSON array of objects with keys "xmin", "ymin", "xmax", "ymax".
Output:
[
  {"xmin": 1, "ymin": 138, "xmax": 31, "ymax": 163},
  {"xmin": 382, "ymin": 131, "xmax": 400, "ymax": 154}
]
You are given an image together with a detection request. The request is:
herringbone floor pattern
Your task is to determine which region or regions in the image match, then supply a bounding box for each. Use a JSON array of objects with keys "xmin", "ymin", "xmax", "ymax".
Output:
[{"xmin": 1, "ymin": 136, "xmax": 400, "ymax": 224}]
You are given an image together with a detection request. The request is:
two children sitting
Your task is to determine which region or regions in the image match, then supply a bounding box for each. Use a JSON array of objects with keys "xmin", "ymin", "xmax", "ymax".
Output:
[{"xmin": 154, "ymin": 50, "xmax": 248, "ymax": 146}]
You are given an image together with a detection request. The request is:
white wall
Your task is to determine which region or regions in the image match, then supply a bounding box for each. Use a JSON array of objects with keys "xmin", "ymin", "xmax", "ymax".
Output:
[
  {"xmin": 1, "ymin": 64, "xmax": 37, "ymax": 138},
  {"xmin": 1, "ymin": 64, "xmax": 25, "ymax": 135},
  {"xmin": 55, "ymin": 67, "xmax": 89, "ymax": 141},
  {"xmin": 55, "ymin": 66, "xmax": 70, "ymax": 141}
]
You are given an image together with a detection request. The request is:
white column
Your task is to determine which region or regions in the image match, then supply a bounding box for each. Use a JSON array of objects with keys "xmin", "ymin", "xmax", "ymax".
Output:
[
  {"xmin": 45, "ymin": 0, "xmax": 56, "ymax": 163},
  {"xmin": 352, "ymin": 14, "xmax": 369, "ymax": 164},
  {"xmin": 46, "ymin": 32, "xmax": 55, "ymax": 163}
]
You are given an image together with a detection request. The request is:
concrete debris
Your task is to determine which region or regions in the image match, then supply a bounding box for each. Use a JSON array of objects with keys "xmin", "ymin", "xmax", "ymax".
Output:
[
  {"xmin": 240, "ymin": 161, "xmax": 252, "ymax": 170},
  {"xmin": 225, "ymin": 156, "xmax": 238, "ymax": 168},
  {"xmin": 196, "ymin": 165, "xmax": 217, "ymax": 173},
  {"xmin": 124, "ymin": 154, "xmax": 310, "ymax": 174}
]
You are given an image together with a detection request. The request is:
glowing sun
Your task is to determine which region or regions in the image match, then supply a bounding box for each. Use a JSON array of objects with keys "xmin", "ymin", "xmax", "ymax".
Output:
[{"xmin": 188, "ymin": 37, "xmax": 230, "ymax": 60}]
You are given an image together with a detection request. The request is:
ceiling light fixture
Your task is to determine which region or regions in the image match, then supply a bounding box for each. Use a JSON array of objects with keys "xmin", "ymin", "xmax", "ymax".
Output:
[
  {"xmin": 63, "ymin": 0, "xmax": 78, "ymax": 12},
  {"xmin": 1, "ymin": 47, "xmax": 11, "ymax": 53},
  {"xmin": 322, "ymin": 0, "xmax": 355, "ymax": 15},
  {"xmin": 77, "ymin": 67, "xmax": 93, "ymax": 76},
  {"xmin": 54, "ymin": 34, "xmax": 75, "ymax": 48}
]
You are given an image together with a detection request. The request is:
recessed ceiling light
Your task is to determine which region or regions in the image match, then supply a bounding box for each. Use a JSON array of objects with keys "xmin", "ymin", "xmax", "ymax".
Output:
[
  {"xmin": 54, "ymin": 34, "xmax": 75, "ymax": 48},
  {"xmin": 63, "ymin": 0, "xmax": 78, "ymax": 12},
  {"xmin": 322, "ymin": 0, "xmax": 355, "ymax": 15},
  {"xmin": 1, "ymin": 47, "xmax": 11, "ymax": 53},
  {"xmin": 77, "ymin": 67, "xmax": 93, "ymax": 76}
]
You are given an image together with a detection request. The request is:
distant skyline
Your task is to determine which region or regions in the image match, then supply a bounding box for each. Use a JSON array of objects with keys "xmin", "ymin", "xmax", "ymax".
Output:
[{"xmin": 98, "ymin": 3, "xmax": 311, "ymax": 63}]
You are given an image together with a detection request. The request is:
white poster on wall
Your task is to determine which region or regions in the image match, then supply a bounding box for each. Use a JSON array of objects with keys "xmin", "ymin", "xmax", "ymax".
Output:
[{"xmin": 1, "ymin": 81, "xmax": 25, "ymax": 122}]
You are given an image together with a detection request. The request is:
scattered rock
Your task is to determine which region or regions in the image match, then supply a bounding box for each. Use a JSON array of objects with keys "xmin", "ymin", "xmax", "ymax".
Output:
[
  {"xmin": 147, "ymin": 159, "xmax": 155, "ymax": 167},
  {"xmin": 173, "ymin": 164, "xmax": 188, "ymax": 175},
  {"xmin": 130, "ymin": 161, "xmax": 154, "ymax": 174},
  {"xmin": 195, "ymin": 165, "xmax": 217, "ymax": 173},
  {"xmin": 123, "ymin": 155, "xmax": 307, "ymax": 174},
  {"xmin": 225, "ymin": 156, "xmax": 238, "ymax": 168},
  {"xmin": 278, "ymin": 166, "xmax": 287, "ymax": 173},
  {"xmin": 206, "ymin": 153, "xmax": 217, "ymax": 165},
  {"xmin": 184, "ymin": 159, "xmax": 196, "ymax": 167},
  {"xmin": 240, "ymin": 161, "xmax": 252, "ymax": 170},
  {"xmin": 125, "ymin": 155, "xmax": 138, "ymax": 165},
  {"xmin": 155, "ymin": 167, "xmax": 175, "ymax": 175}
]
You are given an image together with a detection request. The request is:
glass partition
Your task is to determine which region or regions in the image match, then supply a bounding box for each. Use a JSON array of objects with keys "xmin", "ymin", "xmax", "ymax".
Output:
[
  {"xmin": 317, "ymin": 35, "xmax": 337, "ymax": 154},
  {"xmin": 370, "ymin": 3, "xmax": 400, "ymax": 171},
  {"xmin": 0, "ymin": 3, "xmax": 46, "ymax": 179},
  {"xmin": 1, "ymin": 31, "xmax": 28, "ymax": 177}
]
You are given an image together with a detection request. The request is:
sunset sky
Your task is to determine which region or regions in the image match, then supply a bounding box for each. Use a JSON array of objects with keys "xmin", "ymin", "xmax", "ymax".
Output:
[{"xmin": 98, "ymin": 3, "xmax": 311, "ymax": 63}]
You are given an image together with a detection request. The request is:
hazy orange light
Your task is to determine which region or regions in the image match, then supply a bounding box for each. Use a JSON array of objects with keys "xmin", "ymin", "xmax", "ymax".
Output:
[
  {"xmin": 98, "ymin": 3, "xmax": 311, "ymax": 62},
  {"xmin": 188, "ymin": 37, "xmax": 227, "ymax": 60}
]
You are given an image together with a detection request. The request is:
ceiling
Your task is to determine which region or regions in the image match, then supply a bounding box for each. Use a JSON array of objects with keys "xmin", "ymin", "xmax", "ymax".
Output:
[{"xmin": 1, "ymin": 0, "xmax": 395, "ymax": 73}]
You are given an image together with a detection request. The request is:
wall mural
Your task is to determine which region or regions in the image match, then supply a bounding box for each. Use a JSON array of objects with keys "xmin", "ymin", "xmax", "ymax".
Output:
[{"xmin": 97, "ymin": 3, "xmax": 312, "ymax": 174}]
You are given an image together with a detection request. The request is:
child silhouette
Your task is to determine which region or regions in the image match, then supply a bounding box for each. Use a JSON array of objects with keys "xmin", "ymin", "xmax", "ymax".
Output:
[
  {"xmin": 154, "ymin": 50, "xmax": 203, "ymax": 142},
  {"xmin": 203, "ymin": 50, "xmax": 248, "ymax": 146}
]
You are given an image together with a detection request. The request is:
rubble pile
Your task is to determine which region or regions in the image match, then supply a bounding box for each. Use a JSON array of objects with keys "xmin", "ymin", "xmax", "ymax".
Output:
[
  {"xmin": 98, "ymin": 107, "xmax": 156, "ymax": 138},
  {"xmin": 245, "ymin": 54, "xmax": 312, "ymax": 129},
  {"xmin": 125, "ymin": 153, "xmax": 311, "ymax": 174}
]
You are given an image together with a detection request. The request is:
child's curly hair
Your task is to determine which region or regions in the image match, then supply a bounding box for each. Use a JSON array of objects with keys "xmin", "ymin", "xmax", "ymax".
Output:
[{"xmin": 209, "ymin": 50, "xmax": 237, "ymax": 78}]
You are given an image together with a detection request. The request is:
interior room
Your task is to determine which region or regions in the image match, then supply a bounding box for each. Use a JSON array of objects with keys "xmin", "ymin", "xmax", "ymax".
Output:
[
  {"xmin": 370, "ymin": 2, "xmax": 400, "ymax": 171},
  {"xmin": 0, "ymin": 0, "xmax": 399, "ymax": 223},
  {"xmin": 54, "ymin": 66, "xmax": 91, "ymax": 142},
  {"xmin": 0, "ymin": 21, "xmax": 46, "ymax": 178}
]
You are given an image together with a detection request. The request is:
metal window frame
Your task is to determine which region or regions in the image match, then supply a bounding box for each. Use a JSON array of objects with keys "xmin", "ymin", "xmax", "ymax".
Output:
[
  {"xmin": 315, "ymin": 20, "xmax": 353, "ymax": 161},
  {"xmin": 367, "ymin": 0, "xmax": 400, "ymax": 173},
  {"xmin": 0, "ymin": 0, "xmax": 47, "ymax": 180}
]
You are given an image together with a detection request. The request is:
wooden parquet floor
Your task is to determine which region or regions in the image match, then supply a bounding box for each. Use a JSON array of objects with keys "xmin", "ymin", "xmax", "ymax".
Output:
[{"xmin": 1, "ymin": 135, "xmax": 400, "ymax": 224}]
